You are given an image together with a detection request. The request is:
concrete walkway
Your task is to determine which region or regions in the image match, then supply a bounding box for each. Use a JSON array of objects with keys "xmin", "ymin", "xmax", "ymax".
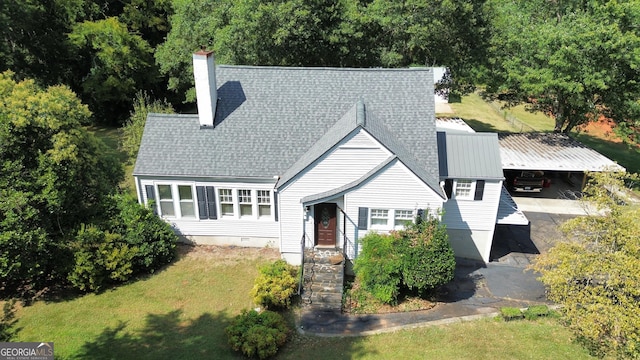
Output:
[{"xmin": 298, "ymin": 260, "xmax": 550, "ymax": 336}]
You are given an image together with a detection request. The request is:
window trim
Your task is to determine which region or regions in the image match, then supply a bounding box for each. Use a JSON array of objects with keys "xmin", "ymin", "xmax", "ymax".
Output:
[
  {"xmin": 453, "ymin": 179, "xmax": 476, "ymax": 200},
  {"xmin": 394, "ymin": 209, "xmax": 415, "ymax": 229},
  {"xmin": 155, "ymin": 183, "xmax": 198, "ymax": 219},
  {"xmin": 238, "ymin": 189, "xmax": 253, "ymax": 218},
  {"xmin": 257, "ymin": 190, "xmax": 272, "ymax": 219},
  {"xmin": 368, "ymin": 208, "xmax": 415, "ymax": 230},
  {"xmin": 218, "ymin": 188, "xmax": 235, "ymax": 217},
  {"xmin": 369, "ymin": 209, "xmax": 389, "ymax": 229},
  {"xmin": 157, "ymin": 184, "xmax": 176, "ymax": 217},
  {"xmin": 177, "ymin": 185, "xmax": 196, "ymax": 219}
]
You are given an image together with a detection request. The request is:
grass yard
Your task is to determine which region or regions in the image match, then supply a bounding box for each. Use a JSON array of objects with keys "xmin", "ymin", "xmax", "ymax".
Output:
[
  {"xmin": 12, "ymin": 246, "xmax": 280, "ymax": 359},
  {"xmin": 9, "ymin": 245, "xmax": 594, "ymax": 360},
  {"xmin": 445, "ymin": 93, "xmax": 520, "ymax": 132},
  {"xmin": 280, "ymin": 317, "xmax": 593, "ymax": 360}
]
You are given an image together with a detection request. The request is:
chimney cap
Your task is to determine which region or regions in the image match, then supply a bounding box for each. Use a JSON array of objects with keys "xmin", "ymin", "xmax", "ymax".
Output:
[{"xmin": 194, "ymin": 46, "xmax": 214, "ymax": 56}]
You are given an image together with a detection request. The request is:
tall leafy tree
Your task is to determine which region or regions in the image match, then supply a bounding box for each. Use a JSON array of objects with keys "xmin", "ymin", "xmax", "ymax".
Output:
[
  {"xmin": 156, "ymin": 0, "xmax": 363, "ymax": 101},
  {"xmin": 485, "ymin": 0, "xmax": 640, "ymax": 142},
  {"xmin": 0, "ymin": 71, "xmax": 122, "ymax": 294},
  {"xmin": 0, "ymin": 0, "xmax": 83, "ymax": 86},
  {"xmin": 69, "ymin": 17, "xmax": 159, "ymax": 122},
  {"xmin": 156, "ymin": 0, "xmax": 489, "ymax": 102},
  {"xmin": 362, "ymin": 0, "xmax": 490, "ymax": 95},
  {"xmin": 532, "ymin": 170, "xmax": 640, "ymax": 358}
]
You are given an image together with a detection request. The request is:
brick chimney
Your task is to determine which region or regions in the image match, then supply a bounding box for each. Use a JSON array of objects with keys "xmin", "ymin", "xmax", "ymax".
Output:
[{"xmin": 192, "ymin": 49, "xmax": 217, "ymax": 127}]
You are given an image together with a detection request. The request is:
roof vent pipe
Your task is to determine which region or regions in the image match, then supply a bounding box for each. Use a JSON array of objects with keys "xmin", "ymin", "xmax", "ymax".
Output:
[{"xmin": 193, "ymin": 49, "xmax": 217, "ymax": 127}]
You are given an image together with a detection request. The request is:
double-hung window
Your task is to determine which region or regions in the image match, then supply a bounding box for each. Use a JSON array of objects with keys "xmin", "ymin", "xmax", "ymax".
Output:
[
  {"xmin": 257, "ymin": 190, "xmax": 271, "ymax": 218},
  {"xmin": 454, "ymin": 179, "xmax": 474, "ymax": 200},
  {"xmin": 370, "ymin": 209, "xmax": 389, "ymax": 228},
  {"xmin": 238, "ymin": 189, "xmax": 253, "ymax": 217},
  {"xmin": 158, "ymin": 185, "xmax": 175, "ymax": 217},
  {"xmin": 219, "ymin": 189, "xmax": 234, "ymax": 216},
  {"xmin": 394, "ymin": 210, "xmax": 414, "ymax": 229},
  {"xmin": 178, "ymin": 185, "xmax": 195, "ymax": 218},
  {"xmin": 156, "ymin": 184, "xmax": 195, "ymax": 218}
]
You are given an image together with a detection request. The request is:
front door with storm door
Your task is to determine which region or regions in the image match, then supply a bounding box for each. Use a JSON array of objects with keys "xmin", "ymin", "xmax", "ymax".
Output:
[{"xmin": 314, "ymin": 203, "xmax": 337, "ymax": 247}]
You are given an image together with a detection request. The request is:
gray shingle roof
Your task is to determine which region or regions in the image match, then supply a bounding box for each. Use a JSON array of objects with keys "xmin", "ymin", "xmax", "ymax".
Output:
[
  {"xmin": 437, "ymin": 132, "xmax": 504, "ymax": 179},
  {"xmin": 134, "ymin": 65, "xmax": 441, "ymax": 189}
]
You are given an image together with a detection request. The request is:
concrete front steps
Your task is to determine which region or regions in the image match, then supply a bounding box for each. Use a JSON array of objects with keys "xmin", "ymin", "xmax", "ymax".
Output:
[{"xmin": 302, "ymin": 248, "xmax": 345, "ymax": 313}]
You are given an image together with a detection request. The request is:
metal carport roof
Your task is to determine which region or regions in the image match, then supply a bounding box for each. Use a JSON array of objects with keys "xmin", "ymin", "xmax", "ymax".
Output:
[{"xmin": 498, "ymin": 133, "xmax": 625, "ymax": 172}]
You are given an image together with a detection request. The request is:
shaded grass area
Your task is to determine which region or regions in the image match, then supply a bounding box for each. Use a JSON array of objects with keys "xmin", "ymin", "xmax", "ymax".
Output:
[
  {"xmin": 86, "ymin": 125, "xmax": 136, "ymax": 195},
  {"xmin": 11, "ymin": 248, "xmax": 593, "ymax": 360},
  {"xmin": 13, "ymin": 248, "xmax": 277, "ymax": 359},
  {"xmin": 279, "ymin": 317, "xmax": 593, "ymax": 360}
]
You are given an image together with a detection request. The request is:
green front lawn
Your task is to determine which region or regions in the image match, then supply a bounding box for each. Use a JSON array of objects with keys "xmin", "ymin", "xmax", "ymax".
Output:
[{"xmin": 10, "ymin": 246, "xmax": 594, "ymax": 360}]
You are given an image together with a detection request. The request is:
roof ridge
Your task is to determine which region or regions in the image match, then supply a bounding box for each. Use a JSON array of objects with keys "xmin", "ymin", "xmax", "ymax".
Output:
[{"xmin": 217, "ymin": 65, "xmax": 432, "ymax": 72}]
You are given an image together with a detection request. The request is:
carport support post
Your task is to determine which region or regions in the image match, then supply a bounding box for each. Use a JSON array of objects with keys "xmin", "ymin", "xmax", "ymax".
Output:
[{"xmin": 581, "ymin": 172, "xmax": 588, "ymax": 190}]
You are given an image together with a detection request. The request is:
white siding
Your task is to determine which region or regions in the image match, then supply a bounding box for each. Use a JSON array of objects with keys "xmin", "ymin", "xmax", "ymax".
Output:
[
  {"xmin": 442, "ymin": 179, "xmax": 503, "ymax": 263},
  {"xmin": 344, "ymin": 160, "xmax": 444, "ymax": 258},
  {"xmin": 279, "ymin": 129, "xmax": 390, "ymax": 254},
  {"xmin": 448, "ymin": 229, "xmax": 493, "ymax": 262},
  {"xmin": 138, "ymin": 178, "xmax": 279, "ymax": 241},
  {"xmin": 442, "ymin": 180, "xmax": 502, "ymax": 231}
]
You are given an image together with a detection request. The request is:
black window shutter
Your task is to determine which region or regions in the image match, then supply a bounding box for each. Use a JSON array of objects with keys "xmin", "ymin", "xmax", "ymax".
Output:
[
  {"xmin": 196, "ymin": 186, "xmax": 208, "ymax": 219},
  {"xmin": 273, "ymin": 192, "xmax": 279, "ymax": 222},
  {"xmin": 145, "ymin": 185, "xmax": 157, "ymax": 214},
  {"xmin": 444, "ymin": 179, "xmax": 453, "ymax": 199},
  {"xmin": 474, "ymin": 180, "xmax": 485, "ymax": 200},
  {"xmin": 357, "ymin": 207, "xmax": 368, "ymax": 230},
  {"xmin": 205, "ymin": 186, "xmax": 217, "ymax": 219}
]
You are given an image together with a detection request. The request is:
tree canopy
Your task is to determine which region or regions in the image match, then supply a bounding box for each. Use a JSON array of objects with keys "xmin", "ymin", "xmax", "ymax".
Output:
[
  {"xmin": 485, "ymin": 0, "xmax": 640, "ymax": 142},
  {"xmin": 532, "ymin": 170, "xmax": 640, "ymax": 358},
  {"xmin": 0, "ymin": 71, "xmax": 122, "ymax": 294},
  {"xmin": 156, "ymin": 0, "xmax": 490, "ymax": 101}
]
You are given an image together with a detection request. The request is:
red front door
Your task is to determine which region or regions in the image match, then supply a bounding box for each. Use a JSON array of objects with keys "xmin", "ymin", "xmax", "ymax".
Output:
[{"xmin": 315, "ymin": 203, "xmax": 337, "ymax": 247}]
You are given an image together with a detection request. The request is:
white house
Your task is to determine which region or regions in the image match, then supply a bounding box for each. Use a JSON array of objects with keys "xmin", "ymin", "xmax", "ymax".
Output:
[{"xmin": 133, "ymin": 50, "xmax": 517, "ymax": 264}]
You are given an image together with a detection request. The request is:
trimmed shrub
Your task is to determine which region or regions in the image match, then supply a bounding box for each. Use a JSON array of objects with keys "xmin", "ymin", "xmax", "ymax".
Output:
[
  {"xmin": 353, "ymin": 232, "xmax": 403, "ymax": 304},
  {"xmin": 225, "ymin": 310, "xmax": 290, "ymax": 359},
  {"xmin": 399, "ymin": 215, "xmax": 456, "ymax": 294},
  {"xmin": 500, "ymin": 307, "xmax": 524, "ymax": 321},
  {"xmin": 107, "ymin": 193, "xmax": 177, "ymax": 274},
  {"xmin": 69, "ymin": 194, "xmax": 178, "ymax": 292},
  {"xmin": 353, "ymin": 211, "xmax": 455, "ymax": 305},
  {"xmin": 251, "ymin": 260, "xmax": 298, "ymax": 309},
  {"xmin": 68, "ymin": 225, "xmax": 136, "ymax": 292}
]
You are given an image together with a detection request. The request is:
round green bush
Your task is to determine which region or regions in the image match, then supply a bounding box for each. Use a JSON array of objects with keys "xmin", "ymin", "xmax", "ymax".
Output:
[
  {"xmin": 250, "ymin": 260, "xmax": 298, "ymax": 309},
  {"xmin": 225, "ymin": 310, "xmax": 290, "ymax": 359}
]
